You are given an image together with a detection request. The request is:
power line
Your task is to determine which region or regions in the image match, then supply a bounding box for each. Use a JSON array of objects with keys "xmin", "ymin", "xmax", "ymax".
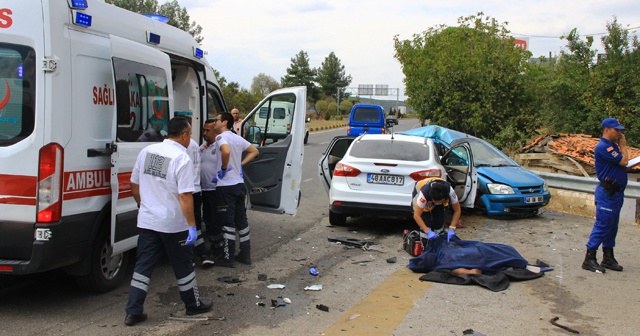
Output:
[{"xmin": 511, "ymin": 25, "xmax": 640, "ymax": 39}]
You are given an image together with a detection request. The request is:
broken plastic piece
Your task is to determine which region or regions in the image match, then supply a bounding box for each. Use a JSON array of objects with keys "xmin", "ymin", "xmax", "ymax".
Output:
[
  {"xmin": 327, "ymin": 236, "xmax": 375, "ymax": 248},
  {"xmin": 256, "ymin": 302, "xmax": 266, "ymax": 307},
  {"xmin": 304, "ymin": 284, "xmax": 323, "ymax": 291},
  {"xmin": 310, "ymin": 267, "xmax": 319, "ymax": 276},
  {"xmin": 386, "ymin": 257, "xmax": 397, "ymax": 263},
  {"xmin": 267, "ymin": 284, "xmax": 286, "ymax": 289},
  {"xmin": 257, "ymin": 273, "xmax": 267, "ymax": 281},
  {"xmin": 348, "ymin": 314, "xmax": 360, "ymax": 320},
  {"xmin": 283, "ymin": 298, "xmax": 292, "ymax": 304},
  {"xmin": 550, "ymin": 316, "xmax": 579, "ymax": 334},
  {"xmin": 316, "ymin": 304, "xmax": 329, "ymax": 312}
]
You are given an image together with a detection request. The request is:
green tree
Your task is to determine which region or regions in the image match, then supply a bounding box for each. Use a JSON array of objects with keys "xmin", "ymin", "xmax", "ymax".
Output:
[
  {"xmin": 339, "ymin": 100, "xmax": 353, "ymax": 115},
  {"xmin": 394, "ymin": 12, "xmax": 539, "ymax": 148},
  {"xmin": 315, "ymin": 100, "xmax": 329, "ymax": 116},
  {"xmin": 316, "ymin": 52, "xmax": 352, "ymax": 98},
  {"xmin": 106, "ymin": 0, "xmax": 203, "ymax": 43},
  {"xmin": 547, "ymin": 17, "xmax": 640, "ymax": 146},
  {"xmin": 251, "ymin": 73, "xmax": 281, "ymax": 98},
  {"xmin": 281, "ymin": 50, "xmax": 320, "ymax": 101}
]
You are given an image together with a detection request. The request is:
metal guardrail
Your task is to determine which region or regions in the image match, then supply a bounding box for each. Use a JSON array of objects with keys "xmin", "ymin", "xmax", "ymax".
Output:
[{"xmin": 535, "ymin": 171, "xmax": 640, "ymax": 200}]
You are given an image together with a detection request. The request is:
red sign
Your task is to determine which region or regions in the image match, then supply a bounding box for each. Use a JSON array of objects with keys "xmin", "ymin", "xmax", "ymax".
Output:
[
  {"xmin": 0, "ymin": 8, "xmax": 13, "ymax": 29},
  {"xmin": 514, "ymin": 39, "xmax": 528, "ymax": 50}
]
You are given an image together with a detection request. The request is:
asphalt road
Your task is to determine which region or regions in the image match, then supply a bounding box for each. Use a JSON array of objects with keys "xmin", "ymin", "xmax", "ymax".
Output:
[{"xmin": 1, "ymin": 120, "xmax": 639, "ymax": 336}]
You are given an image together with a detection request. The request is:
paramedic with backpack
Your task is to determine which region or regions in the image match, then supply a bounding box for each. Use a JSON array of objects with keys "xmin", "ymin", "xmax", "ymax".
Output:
[{"xmin": 412, "ymin": 178, "xmax": 462, "ymax": 242}]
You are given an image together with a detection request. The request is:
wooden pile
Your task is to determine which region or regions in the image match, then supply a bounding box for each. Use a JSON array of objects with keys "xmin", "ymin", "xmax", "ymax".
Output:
[{"xmin": 515, "ymin": 134, "xmax": 640, "ymax": 177}]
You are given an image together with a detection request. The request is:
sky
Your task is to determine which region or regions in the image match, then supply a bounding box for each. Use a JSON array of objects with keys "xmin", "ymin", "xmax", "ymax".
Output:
[{"xmin": 181, "ymin": 0, "xmax": 639, "ymax": 101}]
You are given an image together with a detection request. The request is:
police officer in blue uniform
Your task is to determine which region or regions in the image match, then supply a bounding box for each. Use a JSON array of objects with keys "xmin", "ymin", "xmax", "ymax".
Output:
[{"xmin": 582, "ymin": 118, "xmax": 629, "ymax": 273}]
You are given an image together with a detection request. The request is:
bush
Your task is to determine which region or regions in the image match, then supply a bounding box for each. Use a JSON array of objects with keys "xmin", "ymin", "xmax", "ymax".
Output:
[{"xmin": 324, "ymin": 111, "xmax": 332, "ymax": 120}]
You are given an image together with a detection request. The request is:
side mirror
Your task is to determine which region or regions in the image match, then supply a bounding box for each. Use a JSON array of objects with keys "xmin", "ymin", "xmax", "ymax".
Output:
[
  {"xmin": 247, "ymin": 125, "xmax": 262, "ymax": 144},
  {"xmin": 306, "ymin": 117, "xmax": 311, "ymax": 123}
]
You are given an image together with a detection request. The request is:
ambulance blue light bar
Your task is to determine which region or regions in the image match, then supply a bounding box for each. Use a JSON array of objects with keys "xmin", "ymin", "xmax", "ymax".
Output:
[
  {"xmin": 68, "ymin": 0, "xmax": 88, "ymax": 9},
  {"xmin": 72, "ymin": 10, "xmax": 92, "ymax": 27},
  {"xmin": 193, "ymin": 47, "xmax": 203, "ymax": 59},
  {"xmin": 143, "ymin": 14, "xmax": 170, "ymax": 23},
  {"xmin": 147, "ymin": 31, "xmax": 161, "ymax": 45}
]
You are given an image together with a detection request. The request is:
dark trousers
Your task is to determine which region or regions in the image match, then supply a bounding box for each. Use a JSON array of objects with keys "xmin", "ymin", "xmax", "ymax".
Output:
[
  {"xmin": 125, "ymin": 228, "xmax": 202, "ymax": 315},
  {"xmin": 192, "ymin": 192, "xmax": 208, "ymax": 258},
  {"xmin": 202, "ymin": 190, "xmax": 222, "ymax": 253},
  {"xmin": 586, "ymin": 186, "xmax": 623, "ymax": 250},
  {"xmin": 215, "ymin": 183, "xmax": 250, "ymax": 261},
  {"xmin": 420, "ymin": 205, "xmax": 446, "ymax": 231}
]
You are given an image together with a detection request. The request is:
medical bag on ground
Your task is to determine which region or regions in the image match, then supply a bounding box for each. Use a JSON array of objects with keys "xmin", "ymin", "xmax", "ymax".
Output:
[{"xmin": 403, "ymin": 230, "xmax": 426, "ymax": 256}]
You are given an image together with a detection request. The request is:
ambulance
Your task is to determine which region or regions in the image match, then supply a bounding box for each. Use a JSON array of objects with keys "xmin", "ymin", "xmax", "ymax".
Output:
[{"xmin": 0, "ymin": 0, "xmax": 307, "ymax": 292}]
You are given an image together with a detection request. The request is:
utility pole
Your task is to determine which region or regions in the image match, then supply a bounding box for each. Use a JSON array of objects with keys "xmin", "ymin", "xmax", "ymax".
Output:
[{"xmin": 336, "ymin": 86, "xmax": 340, "ymax": 116}]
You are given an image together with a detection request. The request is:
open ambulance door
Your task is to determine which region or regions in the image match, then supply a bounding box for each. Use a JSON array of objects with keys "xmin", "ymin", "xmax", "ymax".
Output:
[
  {"xmin": 109, "ymin": 35, "xmax": 174, "ymax": 255},
  {"xmin": 441, "ymin": 143, "xmax": 477, "ymax": 208},
  {"xmin": 240, "ymin": 87, "xmax": 307, "ymax": 215}
]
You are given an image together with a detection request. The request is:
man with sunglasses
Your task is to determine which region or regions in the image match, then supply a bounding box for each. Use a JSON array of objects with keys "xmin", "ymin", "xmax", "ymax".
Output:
[{"xmin": 582, "ymin": 118, "xmax": 629, "ymax": 273}]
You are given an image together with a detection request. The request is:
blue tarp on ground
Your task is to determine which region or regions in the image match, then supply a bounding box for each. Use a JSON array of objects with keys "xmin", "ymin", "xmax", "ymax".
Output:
[{"xmin": 407, "ymin": 236, "xmax": 529, "ymax": 274}]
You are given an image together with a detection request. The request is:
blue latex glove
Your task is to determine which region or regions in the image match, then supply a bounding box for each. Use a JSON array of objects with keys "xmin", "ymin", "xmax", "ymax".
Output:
[
  {"xmin": 211, "ymin": 176, "xmax": 218, "ymax": 183},
  {"xmin": 447, "ymin": 229, "xmax": 455, "ymax": 242},
  {"xmin": 185, "ymin": 226, "xmax": 197, "ymax": 245},
  {"xmin": 217, "ymin": 167, "xmax": 231, "ymax": 180},
  {"xmin": 426, "ymin": 230, "xmax": 437, "ymax": 240}
]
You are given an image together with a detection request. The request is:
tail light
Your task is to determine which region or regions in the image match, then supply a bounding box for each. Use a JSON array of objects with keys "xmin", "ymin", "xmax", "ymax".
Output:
[
  {"xmin": 333, "ymin": 162, "xmax": 361, "ymax": 177},
  {"xmin": 347, "ymin": 126, "xmax": 351, "ymax": 134},
  {"xmin": 37, "ymin": 143, "xmax": 64, "ymax": 223},
  {"xmin": 410, "ymin": 169, "xmax": 441, "ymax": 181}
]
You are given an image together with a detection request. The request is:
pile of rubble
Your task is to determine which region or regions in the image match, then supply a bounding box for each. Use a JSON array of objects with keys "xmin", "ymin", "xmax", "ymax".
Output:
[{"xmin": 515, "ymin": 134, "xmax": 640, "ymax": 177}]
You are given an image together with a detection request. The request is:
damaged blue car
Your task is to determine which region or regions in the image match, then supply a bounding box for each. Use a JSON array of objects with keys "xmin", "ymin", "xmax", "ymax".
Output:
[{"xmin": 401, "ymin": 125, "xmax": 551, "ymax": 217}]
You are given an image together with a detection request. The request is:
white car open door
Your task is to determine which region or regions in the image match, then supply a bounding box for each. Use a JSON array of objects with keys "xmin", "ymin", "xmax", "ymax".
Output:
[
  {"xmin": 441, "ymin": 143, "xmax": 477, "ymax": 208},
  {"xmin": 317, "ymin": 136, "xmax": 356, "ymax": 195},
  {"xmin": 240, "ymin": 87, "xmax": 307, "ymax": 215},
  {"xmin": 109, "ymin": 35, "xmax": 174, "ymax": 255}
]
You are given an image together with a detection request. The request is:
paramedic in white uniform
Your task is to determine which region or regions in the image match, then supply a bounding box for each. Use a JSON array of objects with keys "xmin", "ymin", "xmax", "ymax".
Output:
[{"xmin": 125, "ymin": 117, "xmax": 212, "ymax": 326}]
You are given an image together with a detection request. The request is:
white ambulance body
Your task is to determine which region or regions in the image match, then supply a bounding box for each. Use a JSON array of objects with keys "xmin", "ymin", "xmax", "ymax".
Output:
[{"xmin": 0, "ymin": 0, "xmax": 306, "ymax": 292}]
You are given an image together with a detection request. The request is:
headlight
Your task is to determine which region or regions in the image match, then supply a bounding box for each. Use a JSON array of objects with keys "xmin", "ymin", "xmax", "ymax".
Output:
[
  {"xmin": 487, "ymin": 183, "xmax": 515, "ymax": 194},
  {"xmin": 543, "ymin": 181, "xmax": 548, "ymax": 192}
]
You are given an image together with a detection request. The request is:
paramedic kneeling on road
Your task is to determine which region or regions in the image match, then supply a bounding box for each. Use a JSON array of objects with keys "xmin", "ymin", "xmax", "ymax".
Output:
[
  {"xmin": 125, "ymin": 117, "xmax": 212, "ymax": 326},
  {"xmin": 412, "ymin": 178, "xmax": 461, "ymax": 242},
  {"xmin": 582, "ymin": 117, "xmax": 629, "ymax": 273}
]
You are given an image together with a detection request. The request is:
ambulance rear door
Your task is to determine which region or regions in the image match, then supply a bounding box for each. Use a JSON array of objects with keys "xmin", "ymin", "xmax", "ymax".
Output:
[
  {"xmin": 109, "ymin": 35, "xmax": 173, "ymax": 255},
  {"xmin": 240, "ymin": 87, "xmax": 306, "ymax": 215}
]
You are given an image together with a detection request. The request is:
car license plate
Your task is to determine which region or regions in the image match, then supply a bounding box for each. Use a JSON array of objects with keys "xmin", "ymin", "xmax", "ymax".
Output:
[
  {"xmin": 525, "ymin": 196, "xmax": 543, "ymax": 203},
  {"xmin": 367, "ymin": 174, "xmax": 404, "ymax": 185}
]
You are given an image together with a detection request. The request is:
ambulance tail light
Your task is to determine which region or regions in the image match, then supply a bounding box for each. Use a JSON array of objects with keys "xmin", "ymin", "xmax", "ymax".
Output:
[{"xmin": 37, "ymin": 143, "xmax": 64, "ymax": 223}]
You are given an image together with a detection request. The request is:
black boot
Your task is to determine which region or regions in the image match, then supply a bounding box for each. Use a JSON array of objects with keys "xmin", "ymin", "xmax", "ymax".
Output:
[
  {"xmin": 236, "ymin": 242, "xmax": 251, "ymax": 265},
  {"xmin": 601, "ymin": 248, "xmax": 623, "ymax": 271},
  {"xmin": 582, "ymin": 249, "xmax": 606, "ymax": 273}
]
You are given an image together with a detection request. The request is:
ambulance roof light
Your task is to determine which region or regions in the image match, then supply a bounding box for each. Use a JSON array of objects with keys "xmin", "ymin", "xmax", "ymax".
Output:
[
  {"xmin": 193, "ymin": 47, "xmax": 203, "ymax": 59},
  {"xmin": 143, "ymin": 14, "xmax": 170, "ymax": 23},
  {"xmin": 68, "ymin": 0, "xmax": 89, "ymax": 9},
  {"xmin": 72, "ymin": 11, "xmax": 92, "ymax": 28},
  {"xmin": 147, "ymin": 31, "xmax": 161, "ymax": 45}
]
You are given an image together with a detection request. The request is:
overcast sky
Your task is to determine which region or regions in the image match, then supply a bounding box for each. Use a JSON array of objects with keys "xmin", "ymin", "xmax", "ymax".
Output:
[{"xmin": 181, "ymin": 0, "xmax": 639, "ymax": 100}]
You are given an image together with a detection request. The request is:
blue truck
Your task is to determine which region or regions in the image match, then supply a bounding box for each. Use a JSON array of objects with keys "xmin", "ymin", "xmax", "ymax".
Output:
[{"xmin": 347, "ymin": 104, "xmax": 386, "ymax": 136}]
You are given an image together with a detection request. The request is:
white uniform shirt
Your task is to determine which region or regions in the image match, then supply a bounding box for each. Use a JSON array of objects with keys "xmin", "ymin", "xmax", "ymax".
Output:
[
  {"xmin": 200, "ymin": 141, "xmax": 218, "ymax": 191},
  {"xmin": 131, "ymin": 139, "xmax": 195, "ymax": 233},
  {"xmin": 215, "ymin": 130, "xmax": 251, "ymax": 187},
  {"xmin": 415, "ymin": 186, "xmax": 459, "ymax": 211},
  {"xmin": 186, "ymin": 139, "xmax": 202, "ymax": 193}
]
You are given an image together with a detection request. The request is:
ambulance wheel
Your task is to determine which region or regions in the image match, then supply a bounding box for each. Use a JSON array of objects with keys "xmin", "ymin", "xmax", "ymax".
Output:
[
  {"xmin": 329, "ymin": 210, "xmax": 346, "ymax": 226},
  {"xmin": 76, "ymin": 226, "xmax": 130, "ymax": 293}
]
